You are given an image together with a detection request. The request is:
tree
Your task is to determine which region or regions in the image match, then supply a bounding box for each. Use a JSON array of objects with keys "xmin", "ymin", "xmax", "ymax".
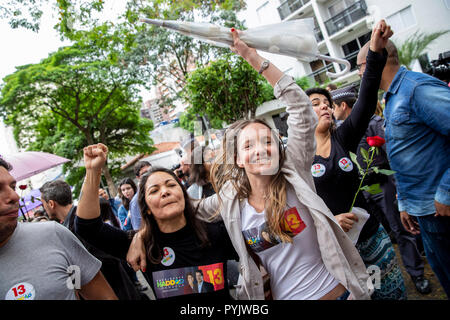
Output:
[
  {"xmin": 123, "ymin": 2, "xmax": 245, "ymax": 110},
  {"xmin": 0, "ymin": 0, "xmax": 105, "ymax": 33},
  {"xmin": 396, "ymin": 30, "xmax": 449, "ymax": 70},
  {"xmin": 0, "ymin": 27, "xmax": 155, "ymax": 196},
  {"xmin": 183, "ymin": 54, "xmax": 268, "ymax": 125}
]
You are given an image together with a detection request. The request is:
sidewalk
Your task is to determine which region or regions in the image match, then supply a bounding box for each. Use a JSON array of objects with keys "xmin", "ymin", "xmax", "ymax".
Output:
[{"xmin": 393, "ymin": 244, "xmax": 447, "ymax": 300}]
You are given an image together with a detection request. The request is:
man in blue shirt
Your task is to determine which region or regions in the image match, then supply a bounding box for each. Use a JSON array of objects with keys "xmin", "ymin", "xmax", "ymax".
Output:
[
  {"xmin": 357, "ymin": 39, "xmax": 450, "ymax": 298},
  {"xmin": 129, "ymin": 161, "xmax": 152, "ymax": 230}
]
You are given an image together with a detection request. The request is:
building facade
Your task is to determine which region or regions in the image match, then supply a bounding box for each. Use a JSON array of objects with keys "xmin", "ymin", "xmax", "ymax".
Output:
[{"xmin": 240, "ymin": 0, "xmax": 450, "ymax": 86}]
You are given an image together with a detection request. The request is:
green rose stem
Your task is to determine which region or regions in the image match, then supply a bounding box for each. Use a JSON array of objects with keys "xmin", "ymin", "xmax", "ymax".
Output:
[{"xmin": 349, "ymin": 148, "xmax": 376, "ymax": 213}]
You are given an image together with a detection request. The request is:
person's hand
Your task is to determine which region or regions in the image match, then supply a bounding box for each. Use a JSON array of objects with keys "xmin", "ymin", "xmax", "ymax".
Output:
[
  {"xmin": 400, "ymin": 211, "xmax": 420, "ymax": 235},
  {"xmin": 369, "ymin": 19, "xmax": 393, "ymax": 53},
  {"xmin": 335, "ymin": 212, "xmax": 359, "ymax": 232},
  {"xmin": 127, "ymin": 232, "xmax": 147, "ymax": 273},
  {"xmin": 83, "ymin": 143, "xmax": 108, "ymax": 171},
  {"xmin": 230, "ymin": 28, "xmax": 257, "ymax": 61},
  {"xmin": 435, "ymin": 200, "xmax": 450, "ymax": 217}
]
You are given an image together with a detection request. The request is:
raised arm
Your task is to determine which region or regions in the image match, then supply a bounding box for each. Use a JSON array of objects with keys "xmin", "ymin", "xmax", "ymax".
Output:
[
  {"xmin": 230, "ymin": 28, "xmax": 283, "ymax": 87},
  {"xmin": 76, "ymin": 144, "xmax": 131, "ymax": 259},
  {"xmin": 336, "ymin": 20, "xmax": 391, "ymax": 152},
  {"xmin": 77, "ymin": 144, "xmax": 108, "ymax": 220},
  {"xmin": 230, "ymin": 29, "xmax": 317, "ymax": 177}
]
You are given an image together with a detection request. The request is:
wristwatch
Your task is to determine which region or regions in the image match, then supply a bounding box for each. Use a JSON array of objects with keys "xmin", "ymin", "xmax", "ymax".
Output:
[{"xmin": 258, "ymin": 60, "xmax": 270, "ymax": 74}]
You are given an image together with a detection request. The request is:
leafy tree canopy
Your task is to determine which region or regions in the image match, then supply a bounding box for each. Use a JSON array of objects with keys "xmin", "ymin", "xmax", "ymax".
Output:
[
  {"xmin": 183, "ymin": 53, "xmax": 268, "ymax": 126},
  {"xmin": 0, "ymin": 27, "xmax": 155, "ymax": 196}
]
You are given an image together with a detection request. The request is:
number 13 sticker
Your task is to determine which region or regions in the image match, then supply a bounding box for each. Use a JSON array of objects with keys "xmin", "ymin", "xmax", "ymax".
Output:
[{"xmin": 5, "ymin": 282, "xmax": 35, "ymax": 300}]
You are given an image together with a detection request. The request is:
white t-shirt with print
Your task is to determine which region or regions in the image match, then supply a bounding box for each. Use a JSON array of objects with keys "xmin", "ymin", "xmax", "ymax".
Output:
[{"xmin": 241, "ymin": 186, "xmax": 339, "ymax": 300}]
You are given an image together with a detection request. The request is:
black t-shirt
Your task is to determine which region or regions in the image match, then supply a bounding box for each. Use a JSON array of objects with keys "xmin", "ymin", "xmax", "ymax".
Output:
[
  {"xmin": 74, "ymin": 216, "xmax": 237, "ymax": 301},
  {"xmin": 311, "ymin": 49, "xmax": 387, "ymax": 243},
  {"xmin": 312, "ymin": 135, "xmax": 379, "ymax": 242}
]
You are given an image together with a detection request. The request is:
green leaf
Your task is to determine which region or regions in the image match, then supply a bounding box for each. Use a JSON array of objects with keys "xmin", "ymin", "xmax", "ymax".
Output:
[
  {"xmin": 360, "ymin": 147, "xmax": 369, "ymax": 161},
  {"xmin": 349, "ymin": 151, "xmax": 362, "ymax": 173},
  {"xmin": 361, "ymin": 184, "xmax": 383, "ymax": 195},
  {"xmin": 372, "ymin": 167, "xmax": 379, "ymax": 173},
  {"xmin": 378, "ymin": 169, "xmax": 396, "ymax": 176}
]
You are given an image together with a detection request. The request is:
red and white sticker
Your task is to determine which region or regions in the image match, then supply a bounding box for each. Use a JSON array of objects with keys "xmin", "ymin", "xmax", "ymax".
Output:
[
  {"xmin": 5, "ymin": 282, "xmax": 35, "ymax": 300},
  {"xmin": 311, "ymin": 163, "xmax": 326, "ymax": 177},
  {"xmin": 161, "ymin": 247, "xmax": 175, "ymax": 266},
  {"xmin": 338, "ymin": 157, "xmax": 353, "ymax": 172}
]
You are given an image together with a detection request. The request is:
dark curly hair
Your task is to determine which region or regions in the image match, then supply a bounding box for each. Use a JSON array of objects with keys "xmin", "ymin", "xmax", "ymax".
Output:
[
  {"xmin": 0, "ymin": 157, "xmax": 12, "ymax": 171},
  {"xmin": 305, "ymin": 87, "xmax": 337, "ymax": 133}
]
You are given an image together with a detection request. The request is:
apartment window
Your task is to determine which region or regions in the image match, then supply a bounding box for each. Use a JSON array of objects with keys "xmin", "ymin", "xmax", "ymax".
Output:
[
  {"xmin": 386, "ymin": 6, "xmax": 416, "ymax": 33},
  {"xmin": 341, "ymin": 31, "xmax": 371, "ymax": 70},
  {"xmin": 256, "ymin": 1, "xmax": 271, "ymax": 23}
]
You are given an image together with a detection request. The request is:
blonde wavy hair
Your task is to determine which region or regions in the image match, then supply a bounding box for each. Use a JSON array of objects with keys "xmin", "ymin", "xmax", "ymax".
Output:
[{"xmin": 210, "ymin": 119, "xmax": 294, "ymax": 243}]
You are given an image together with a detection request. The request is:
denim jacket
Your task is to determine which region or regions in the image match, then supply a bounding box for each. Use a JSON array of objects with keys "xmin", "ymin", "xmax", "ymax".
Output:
[{"xmin": 383, "ymin": 67, "xmax": 450, "ymax": 216}]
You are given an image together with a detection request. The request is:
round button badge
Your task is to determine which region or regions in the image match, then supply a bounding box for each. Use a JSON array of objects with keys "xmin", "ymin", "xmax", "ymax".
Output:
[
  {"xmin": 338, "ymin": 157, "xmax": 353, "ymax": 172},
  {"xmin": 5, "ymin": 282, "xmax": 36, "ymax": 300},
  {"xmin": 161, "ymin": 247, "xmax": 176, "ymax": 266},
  {"xmin": 311, "ymin": 163, "xmax": 326, "ymax": 177}
]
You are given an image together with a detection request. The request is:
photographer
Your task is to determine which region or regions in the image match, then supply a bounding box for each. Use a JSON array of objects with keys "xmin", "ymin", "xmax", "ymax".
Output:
[{"xmin": 426, "ymin": 51, "xmax": 450, "ymax": 84}]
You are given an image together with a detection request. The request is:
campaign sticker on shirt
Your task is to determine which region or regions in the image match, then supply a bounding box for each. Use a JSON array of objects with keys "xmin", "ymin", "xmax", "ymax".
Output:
[
  {"xmin": 283, "ymin": 207, "xmax": 307, "ymax": 235},
  {"xmin": 338, "ymin": 157, "xmax": 353, "ymax": 172},
  {"xmin": 5, "ymin": 282, "xmax": 35, "ymax": 300},
  {"xmin": 311, "ymin": 163, "xmax": 326, "ymax": 177},
  {"xmin": 161, "ymin": 247, "xmax": 176, "ymax": 266}
]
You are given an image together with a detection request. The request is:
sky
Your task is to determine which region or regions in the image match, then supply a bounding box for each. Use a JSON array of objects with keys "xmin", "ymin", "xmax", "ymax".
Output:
[
  {"xmin": 0, "ymin": 3, "xmax": 68, "ymax": 154},
  {"xmin": 0, "ymin": 0, "xmax": 154, "ymax": 155}
]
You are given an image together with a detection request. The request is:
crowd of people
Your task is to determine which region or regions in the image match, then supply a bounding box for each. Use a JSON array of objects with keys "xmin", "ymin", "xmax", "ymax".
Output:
[{"xmin": 0, "ymin": 19, "xmax": 449, "ymax": 301}]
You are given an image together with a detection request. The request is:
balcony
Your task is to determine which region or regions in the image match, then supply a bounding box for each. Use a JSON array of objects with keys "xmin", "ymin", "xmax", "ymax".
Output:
[
  {"xmin": 324, "ymin": 0, "xmax": 368, "ymax": 36},
  {"xmin": 277, "ymin": 0, "xmax": 311, "ymax": 20},
  {"xmin": 307, "ymin": 63, "xmax": 336, "ymax": 84}
]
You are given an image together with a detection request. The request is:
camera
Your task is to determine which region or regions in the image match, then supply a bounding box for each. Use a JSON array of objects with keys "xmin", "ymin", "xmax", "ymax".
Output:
[{"xmin": 425, "ymin": 51, "xmax": 450, "ymax": 83}]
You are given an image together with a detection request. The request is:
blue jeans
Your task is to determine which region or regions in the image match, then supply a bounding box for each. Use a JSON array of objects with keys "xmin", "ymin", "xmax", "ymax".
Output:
[{"xmin": 417, "ymin": 214, "xmax": 450, "ymax": 298}]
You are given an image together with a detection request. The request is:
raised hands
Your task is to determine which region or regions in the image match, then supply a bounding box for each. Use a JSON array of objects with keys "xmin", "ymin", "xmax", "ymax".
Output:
[
  {"xmin": 229, "ymin": 28, "xmax": 257, "ymax": 61},
  {"xmin": 229, "ymin": 28, "xmax": 283, "ymax": 87},
  {"xmin": 83, "ymin": 143, "xmax": 108, "ymax": 172},
  {"xmin": 369, "ymin": 19, "xmax": 394, "ymax": 53}
]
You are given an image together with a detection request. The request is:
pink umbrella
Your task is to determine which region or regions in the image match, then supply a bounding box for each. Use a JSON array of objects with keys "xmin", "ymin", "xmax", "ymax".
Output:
[{"xmin": 1, "ymin": 151, "xmax": 70, "ymax": 181}]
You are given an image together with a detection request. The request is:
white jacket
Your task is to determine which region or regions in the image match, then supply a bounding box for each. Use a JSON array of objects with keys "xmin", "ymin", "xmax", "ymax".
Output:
[{"xmin": 196, "ymin": 75, "xmax": 373, "ymax": 300}]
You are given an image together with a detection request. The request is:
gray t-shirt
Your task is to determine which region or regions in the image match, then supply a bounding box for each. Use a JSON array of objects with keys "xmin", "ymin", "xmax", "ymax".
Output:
[{"xmin": 0, "ymin": 221, "xmax": 101, "ymax": 300}]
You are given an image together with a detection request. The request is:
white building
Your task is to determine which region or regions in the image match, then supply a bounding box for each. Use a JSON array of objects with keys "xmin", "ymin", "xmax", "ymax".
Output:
[
  {"xmin": 242, "ymin": 0, "xmax": 450, "ymax": 129},
  {"xmin": 240, "ymin": 0, "xmax": 450, "ymax": 85}
]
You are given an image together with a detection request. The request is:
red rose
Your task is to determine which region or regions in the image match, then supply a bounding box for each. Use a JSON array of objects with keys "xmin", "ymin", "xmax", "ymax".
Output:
[
  {"xmin": 19, "ymin": 185, "xmax": 27, "ymax": 190},
  {"xmin": 366, "ymin": 136, "xmax": 385, "ymax": 147}
]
